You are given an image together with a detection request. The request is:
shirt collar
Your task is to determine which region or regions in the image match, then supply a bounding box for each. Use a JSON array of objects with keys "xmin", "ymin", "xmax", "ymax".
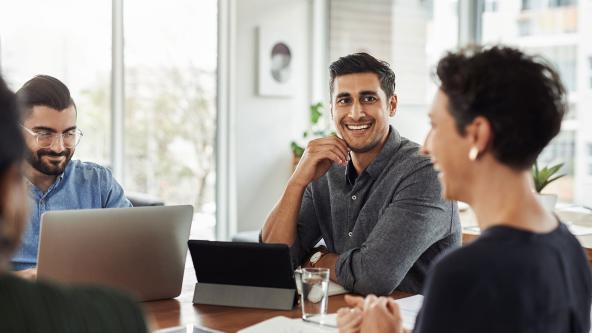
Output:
[
  {"xmin": 25, "ymin": 162, "xmax": 70, "ymax": 196},
  {"xmin": 344, "ymin": 125, "xmax": 402, "ymax": 183}
]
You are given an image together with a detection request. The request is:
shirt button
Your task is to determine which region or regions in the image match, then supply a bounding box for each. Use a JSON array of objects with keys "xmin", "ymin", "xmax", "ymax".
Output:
[
  {"xmin": 39, "ymin": 199, "xmax": 45, "ymax": 205},
  {"xmin": 351, "ymin": 195, "xmax": 357, "ymax": 200},
  {"xmin": 348, "ymin": 231, "xmax": 353, "ymax": 237}
]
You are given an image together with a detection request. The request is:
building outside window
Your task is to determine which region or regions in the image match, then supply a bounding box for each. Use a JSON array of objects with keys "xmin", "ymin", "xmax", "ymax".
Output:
[
  {"xmin": 328, "ymin": 0, "xmax": 459, "ymax": 144},
  {"xmin": 329, "ymin": 0, "xmax": 591, "ymax": 207},
  {"xmin": 481, "ymin": 0, "xmax": 591, "ymax": 206}
]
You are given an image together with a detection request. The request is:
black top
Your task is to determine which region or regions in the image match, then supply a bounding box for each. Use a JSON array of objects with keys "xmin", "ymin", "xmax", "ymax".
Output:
[
  {"xmin": 414, "ymin": 223, "xmax": 592, "ymax": 333},
  {"xmin": 0, "ymin": 274, "xmax": 148, "ymax": 333}
]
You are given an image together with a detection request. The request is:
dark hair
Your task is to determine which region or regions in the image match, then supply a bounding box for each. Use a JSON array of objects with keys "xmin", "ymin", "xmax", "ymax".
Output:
[
  {"xmin": 436, "ymin": 45, "xmax": 566, "ymax": 170},
  {"xmin": 0, "ymin": 76, "xmax": 25, "ymax": 172},
  {"xmin": 16, "ymin": 75, "xmax": 76, "ymax": 117},
  {"xmin": 329, "ymin": 52, "xmax": 396, "ymax": 98}
]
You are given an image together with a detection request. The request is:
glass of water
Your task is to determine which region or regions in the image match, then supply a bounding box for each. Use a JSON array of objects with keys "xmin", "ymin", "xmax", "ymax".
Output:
[{"xmin": 299, "ymin": 267, "xmax": 330, "ymax": 324}]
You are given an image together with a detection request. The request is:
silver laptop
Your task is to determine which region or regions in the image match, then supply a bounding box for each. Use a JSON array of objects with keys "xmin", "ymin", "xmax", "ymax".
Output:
[{"xmin": 37, "ymin": 205, "xmax": 193, "ymax": 301}]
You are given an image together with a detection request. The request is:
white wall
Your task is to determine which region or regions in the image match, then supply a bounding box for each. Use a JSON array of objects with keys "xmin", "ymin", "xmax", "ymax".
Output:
[
  {"xmin": 226, "ymin": 0, "xmax": 312, "ymax": 234},
  {"xmin": 575, "ymin": 0, "xmax": 592, "ymax": 207}
]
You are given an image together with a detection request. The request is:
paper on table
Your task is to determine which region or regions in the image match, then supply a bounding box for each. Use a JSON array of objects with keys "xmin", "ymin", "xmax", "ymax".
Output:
[
  {"xmin": 395, "ymin": 294, "xmax": 424, "ymax": 329},
  {"xmin": 238, "ymin": 295, "xmax": 423, "ymax": 332},
  {"xmin": 565, "ymin": 221, "xmax": 592, "ymax": 236},
  {"xmin": 305, "ymin": 295, "xmax": 424, "ymax": 330},
  {"xmin": 154, "ymin": 325, "xmax": 225, "ymax": 333},
  {"xmin": 237, "ymin": 316, "xmax": 334, "ymax": 333}
]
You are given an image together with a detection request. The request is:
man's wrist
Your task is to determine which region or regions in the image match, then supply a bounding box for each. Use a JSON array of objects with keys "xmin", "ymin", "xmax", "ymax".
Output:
[
  {"xmin": 309, "ymin": 246, "xmax": 329, "ymax": 267},
  {"xmin": 286, "ymin": 177, "xmax": 309, "ymax": 191}
]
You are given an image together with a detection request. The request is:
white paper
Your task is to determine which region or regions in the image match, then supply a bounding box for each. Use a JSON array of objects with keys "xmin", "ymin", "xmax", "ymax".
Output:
[
  {"xmin": 395, "ymin": 295, "xmax": 424, "ymax": 329},
  {"xmin": 242, "ymin": 295, "xmax": 424, "ymax": 332},
  {"xmin": 154, "ymin": 325, "xmax": 225, "ymax": 333},
  {"xmin": 237, "ymin": 316, "xmax": 334, "ymax": 333},
  {"xmin": 567, "ymin": 223, "xmax": 592, "ymax": 236},
  {"xmin": 319, "ymin": 295, "xmax": 423, "ymax": 330}
]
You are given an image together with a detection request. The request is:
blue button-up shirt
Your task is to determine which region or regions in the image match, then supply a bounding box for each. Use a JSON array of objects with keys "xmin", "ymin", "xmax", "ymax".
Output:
[{"xmin": 11, "ymin": 160, "xmax": 132, "ymax": 270}]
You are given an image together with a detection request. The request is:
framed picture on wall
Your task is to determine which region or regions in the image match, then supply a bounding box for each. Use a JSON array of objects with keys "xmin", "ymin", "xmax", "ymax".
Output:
[{"xmin": 257, "ymin": 25, "xmax": 295, "ymax": 97}]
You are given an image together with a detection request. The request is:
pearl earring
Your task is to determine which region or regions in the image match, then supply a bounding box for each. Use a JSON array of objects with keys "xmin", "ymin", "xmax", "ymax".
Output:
[{"xmin": 468, "ymin": 147, "xmax": 479, "ymax": 161}]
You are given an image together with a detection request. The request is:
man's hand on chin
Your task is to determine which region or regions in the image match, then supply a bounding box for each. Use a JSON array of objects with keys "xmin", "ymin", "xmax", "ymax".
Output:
[{"xmin": 14, "ymin": 267, "xmax": 37, "ymax": 281}]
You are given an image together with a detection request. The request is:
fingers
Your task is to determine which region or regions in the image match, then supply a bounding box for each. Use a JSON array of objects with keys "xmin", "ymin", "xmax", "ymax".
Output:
[
  {"xmin": 306, "ymin": 136, "xmax": 350, "ymax": 164},
  {"xmin": 324, "ymin": 135, "xmax": 350, "ymax": 158},
  {"xmin": 341, "ymin": 296, "xmax": 404, "ymax": 333},
  {"xmin": 363, "ymin": 294, "xmax": 378, "ymax": 311},
  {"xmin": 337, "ymin": 307, "xmax": 363, "ymax": 333},
  {"xmin": 344, "ymin": 294, "xmax": 365, "ymax": 309},
  {"xmin": 385, "ymin": 298, "xmax": 400, "ymax": 316}
]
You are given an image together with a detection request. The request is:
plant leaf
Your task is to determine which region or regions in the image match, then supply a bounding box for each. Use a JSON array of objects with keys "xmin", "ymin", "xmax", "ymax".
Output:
[
  {"xmin": 532, "ymin": 161, "xmax": 565, "ymax": 192},
  {"xmin": 310, "ymin": 102, "xmax": 323, "ymax": 124},
  {"xmin": 290, "ymin": 141, "xmax": 305, "ymax": 157}
]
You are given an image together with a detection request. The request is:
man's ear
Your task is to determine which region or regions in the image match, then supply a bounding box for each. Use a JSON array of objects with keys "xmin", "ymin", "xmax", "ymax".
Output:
[
  {"xmin": 465, "ymin": 116, "xmax": 492, "ymax": 154},
  {"xmin": 388, "ymin": 95, "xmax": 397, "ymax": 117},
  {"xmin": 329, "ymin": 103, "xmax": 334, "ymax": 119}
]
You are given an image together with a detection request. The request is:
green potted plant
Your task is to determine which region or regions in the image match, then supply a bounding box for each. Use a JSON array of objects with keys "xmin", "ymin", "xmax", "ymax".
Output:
[
  {"xmin": 290, "ymin": 102, "xmax": 333, "ymax": 169},
  {"xmin": 532, "ymin": 161, "xmax": 565, "ymax": 211}
]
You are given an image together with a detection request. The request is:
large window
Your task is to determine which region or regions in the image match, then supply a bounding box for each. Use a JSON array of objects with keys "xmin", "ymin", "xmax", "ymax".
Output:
[
  {"xmin": 0, "ymin": 0, "xmax": 111, "ymax": 165},
  {"xmin": 329, "ymin": 0, "xmax": 591, "ymax": 206},
  {"xmin": 124, "ymin": 0, "xmax": 217, "ymax": 239},
  {"xmin": 328, "ymin": 0, "xmax": 459, "ymax": 143},
  {"xmin": 0, "ymin": 0, "xmax": 218, "ymax": 238},
  {"xmin": 481, "ymin": 0, "xmax": 590, "ymax": 205}
]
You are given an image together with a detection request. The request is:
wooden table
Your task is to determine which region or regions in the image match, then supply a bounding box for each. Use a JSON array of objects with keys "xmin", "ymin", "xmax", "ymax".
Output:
[
  {"xmin": 145, "ymin": 276, "xmax": 412, "ymax": 332},
  {"xmin": 144, "ymin": 264, "xmax": 412, "ymax": 332},
  {"xmin": 146, "ymin": 207, "xmax": 592, "ymax": 331},
  {"xmin": 461, "ymin": 207, "xmax": 592, "ymax": 263}
]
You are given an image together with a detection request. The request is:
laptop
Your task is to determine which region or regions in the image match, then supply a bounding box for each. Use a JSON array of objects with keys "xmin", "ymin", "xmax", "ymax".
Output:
[
  {"xmin": 188, "ymin": 240, "xmax": 297, "ymax": 310},
  {"xmin": 37, "ymin": 205, "xmax": 193, "ymax": 301}
]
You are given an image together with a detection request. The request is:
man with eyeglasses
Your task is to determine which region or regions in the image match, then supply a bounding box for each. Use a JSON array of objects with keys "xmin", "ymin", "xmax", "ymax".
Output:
[{"xmin": 11, "ymin": 75, "xmax": 131, "ymax": 278}]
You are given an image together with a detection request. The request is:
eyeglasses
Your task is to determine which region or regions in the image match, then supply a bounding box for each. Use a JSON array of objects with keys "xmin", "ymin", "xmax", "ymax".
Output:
[{"xmin": 21, "ymin": 126, "xmax": 83, "ymax": 149}]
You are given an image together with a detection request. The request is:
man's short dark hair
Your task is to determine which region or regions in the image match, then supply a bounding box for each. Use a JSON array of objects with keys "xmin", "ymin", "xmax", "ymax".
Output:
[
  {"xmin": 16, "ymin": 75, "xmax": 76, "ymax": 117},
  {"xmin": 329, "ymin": 52, "xmax": 396, "ymax": 99},
  {"xmin": 0, "ymin": 75, "xmax": 25, "ymax": 173},
  {"xmin": 436, "ymin": 45, "xmax": 566, "ymax": 170}
]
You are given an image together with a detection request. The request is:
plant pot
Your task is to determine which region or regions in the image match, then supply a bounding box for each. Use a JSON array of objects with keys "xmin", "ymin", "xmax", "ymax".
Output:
[{"xmin": 536, "ymin": 193, "xmax": 558, "ymax": 212}]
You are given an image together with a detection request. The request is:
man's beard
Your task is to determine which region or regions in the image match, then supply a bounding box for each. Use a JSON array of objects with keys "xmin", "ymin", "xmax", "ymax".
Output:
[{"xmin": 26, "ymin": 148, "xmax": 73, "ymax": 176}]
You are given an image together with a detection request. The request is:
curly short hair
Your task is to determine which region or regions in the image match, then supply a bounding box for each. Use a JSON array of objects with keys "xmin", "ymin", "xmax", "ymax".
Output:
[{"xmin": 436, "ymin": 45, "xmax": 566, "ymax": 170}]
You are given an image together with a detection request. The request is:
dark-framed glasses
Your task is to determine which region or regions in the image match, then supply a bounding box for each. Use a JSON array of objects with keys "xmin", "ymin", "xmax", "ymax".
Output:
[{"xmin": 21, "ymin": 126, "xmax": 83, "ymax": 149}]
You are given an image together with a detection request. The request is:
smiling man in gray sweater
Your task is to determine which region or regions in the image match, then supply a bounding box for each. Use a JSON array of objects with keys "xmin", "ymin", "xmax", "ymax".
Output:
[{"xmin": 261, "ymin": 53, "xmax": 460, "ymax": 295}]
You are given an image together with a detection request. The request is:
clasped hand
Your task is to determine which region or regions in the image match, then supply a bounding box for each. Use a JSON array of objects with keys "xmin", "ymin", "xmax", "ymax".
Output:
[{"xmin": 337, "ymin": 294, "xmax": 409, "ymax": 333}]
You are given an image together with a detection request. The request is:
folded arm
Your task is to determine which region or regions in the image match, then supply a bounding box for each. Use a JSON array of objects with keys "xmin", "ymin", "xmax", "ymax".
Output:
[{"xmin": 335, "ymin": 166, "xmax": 453, "ymax": 295}]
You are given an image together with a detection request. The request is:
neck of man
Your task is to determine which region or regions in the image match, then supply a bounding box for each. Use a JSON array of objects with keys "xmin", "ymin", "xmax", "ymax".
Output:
[
  {"xmin": 465, "ymin": 158, "xmax": 557, "ymax": 234},
  {"xmin": 350, "ymin": 129, "xmax": 390, "ymax": 175},
  {"xmin": 23, "ymin": 162, "xmax": 58, "ymax": 193}
]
